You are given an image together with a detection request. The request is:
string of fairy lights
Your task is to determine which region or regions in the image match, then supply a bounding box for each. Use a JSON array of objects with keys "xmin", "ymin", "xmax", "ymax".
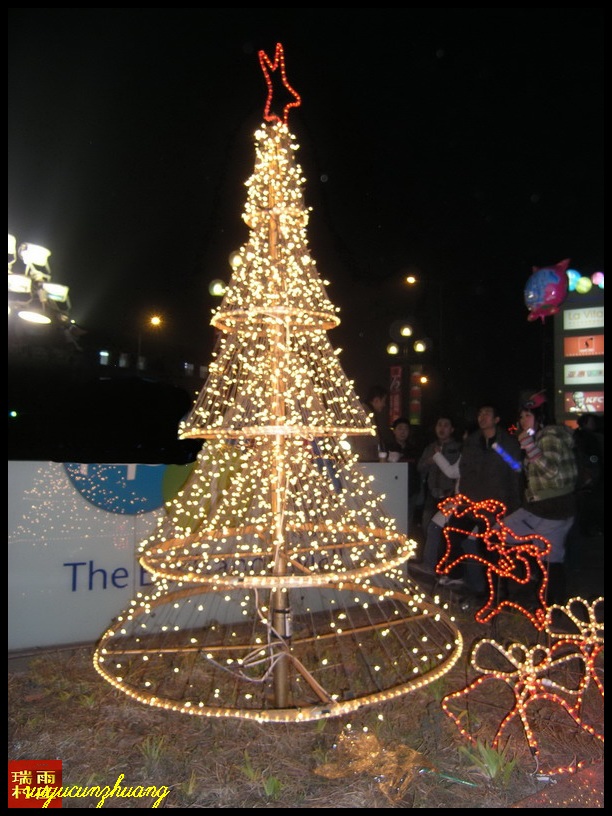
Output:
[{"xmin": 93, "ymin": 43, "xmax": 464, "ymax": 723}]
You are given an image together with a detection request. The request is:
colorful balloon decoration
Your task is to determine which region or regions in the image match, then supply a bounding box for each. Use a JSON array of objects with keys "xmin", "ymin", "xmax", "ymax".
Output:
[{"xmin": 524, "ymin": 258, "xmax": 570, "ymax": 322}]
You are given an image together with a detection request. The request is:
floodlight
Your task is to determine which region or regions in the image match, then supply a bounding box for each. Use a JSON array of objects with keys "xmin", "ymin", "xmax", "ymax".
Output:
[
  {"xmin": 18, "ymin": 242, "xmax": 51, "ymax": 268},
  {"xmin": 42, "ymin": 282, "xmax": 70, "ymax": 303},
  {"xmin": 17, "ymin": 307, "xmax": 52, "ymax": 324},
  {"xmin": 8, "ymin": 274, "xmax": 32, "ymax": 294}
]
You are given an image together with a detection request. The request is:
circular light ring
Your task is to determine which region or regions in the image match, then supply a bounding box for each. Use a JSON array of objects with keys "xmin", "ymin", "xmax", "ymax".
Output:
[
  {"xmin": 180, "ymin": 426, "xmax": 375, "ymax": 439},
  {"xmin": 92, "ymin": 579, "xmax": 463, "ymax": 723},
  {"xmin": 140, "ymin": 527, "xmax": 416, "ymax": 587},
  {"xmin": 212, "ymin": 308, "xmax": 340, "ymax": 332}
]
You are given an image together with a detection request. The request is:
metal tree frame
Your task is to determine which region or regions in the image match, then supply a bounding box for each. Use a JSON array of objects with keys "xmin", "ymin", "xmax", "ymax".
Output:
[{"xmin": 93, "ymin": 44, "xmax": 463, "ymax": 722}]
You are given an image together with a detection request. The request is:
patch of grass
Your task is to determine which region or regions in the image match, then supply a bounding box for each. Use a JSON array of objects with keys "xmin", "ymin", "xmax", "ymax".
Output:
[
  {"xmin": 241, "ymin": 750, "xmax": 284, "ymax": 800},
  {"xmin": 137, "ymin": 734, "xmax": 167, "ymax": 771},
  {"xmin": 459, "ymin": 739, "xmax": 518, "ymax": 787},
  {"xmin": 262, "ymin": 774, "xmax": 283, "ymax": 799},
  {"xmin": 179, "ymin": 768, "xmax": 200, "ymax": 799},
  {"xmin": 240, "ymin": 749, "xmax": 258, "ymax": 781}
]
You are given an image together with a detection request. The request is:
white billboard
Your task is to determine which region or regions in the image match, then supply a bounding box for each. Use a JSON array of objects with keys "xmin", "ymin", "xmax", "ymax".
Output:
[
  {"xmin": 563, "ymin": 306, "xmax": 604, "ymax": 331},
  {"xmin": 563, "ymin": 361, "xmax": 604, "ymax": 385},
  {"xmin": 8, "ymin": 461, "xmax": 409, "ymax": 652}
]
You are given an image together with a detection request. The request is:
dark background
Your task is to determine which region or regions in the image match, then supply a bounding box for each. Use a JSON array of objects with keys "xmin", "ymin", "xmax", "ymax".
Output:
[{"xmin": 8, "ymin": 8, "xmax": 604, "ymax": 456}]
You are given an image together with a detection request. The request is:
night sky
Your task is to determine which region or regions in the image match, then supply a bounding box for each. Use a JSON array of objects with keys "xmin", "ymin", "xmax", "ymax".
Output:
[{"xmin": 8, "ymin": 8, "xmax": 604, "ymax": 424}]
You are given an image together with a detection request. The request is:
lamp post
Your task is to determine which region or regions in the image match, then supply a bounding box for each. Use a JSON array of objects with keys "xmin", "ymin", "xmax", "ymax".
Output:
[
  {"xmin": 386, "ymin": 322, "xmax": 429, "ymax": 426},
  {"xmin": 403, "ymin": 272, "xmax": 444, "ymax": 381},
  {"xmin": 137, "ymin": 314, "xmax": 163, "ymax": 369}
]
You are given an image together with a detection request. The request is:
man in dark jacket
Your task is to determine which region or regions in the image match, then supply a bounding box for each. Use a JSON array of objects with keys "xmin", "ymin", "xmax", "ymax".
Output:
[
  {"xmin": 410, "ymin": 403, "xmax": 522, "ymax": 594},
  {"xmin": 459, "ymin": 405, "xmax": 522, "ymax": 511}
]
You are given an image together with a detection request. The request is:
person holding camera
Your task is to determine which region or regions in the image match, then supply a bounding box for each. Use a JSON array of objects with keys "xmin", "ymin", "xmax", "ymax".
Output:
[{"xmin": 502, "ymin": 393, "xmax": 578, "ymax": 605}]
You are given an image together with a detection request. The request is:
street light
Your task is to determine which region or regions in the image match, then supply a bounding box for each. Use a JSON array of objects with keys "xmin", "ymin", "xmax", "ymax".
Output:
[
  {"xmin": 413, "ymin": 339, "xmax": 430, "ymax": 354},
  {"xmin": 209, "ymin": 279, "xmax": 227, "ymax": 297},
  {"xmin": 402, "ymin": 271, "xmax": 445, "ymax": 378},
  {"xmin": 386, "ymin": 324, "xmax": 429, "ymax": 426},
  {"xmin": 137, "ymin": 314, "xmax": 164, "ymax": 369}
]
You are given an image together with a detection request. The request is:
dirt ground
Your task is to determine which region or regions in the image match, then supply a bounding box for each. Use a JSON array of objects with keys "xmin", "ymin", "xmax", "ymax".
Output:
[{"xmin": 9, "ymin": 585, "xmax": 603, "ymax": 809}]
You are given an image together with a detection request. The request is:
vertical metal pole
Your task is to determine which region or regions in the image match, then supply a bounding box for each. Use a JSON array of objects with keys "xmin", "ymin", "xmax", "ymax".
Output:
[{"xmin": 267, "ymin": 188, "xmax": 291, "ymax": 709}]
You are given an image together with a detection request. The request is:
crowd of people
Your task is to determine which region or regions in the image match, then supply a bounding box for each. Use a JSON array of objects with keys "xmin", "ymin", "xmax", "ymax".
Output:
[{"xmin": 354, "ymin": 384, "xmax": 604, "ymax": 608}]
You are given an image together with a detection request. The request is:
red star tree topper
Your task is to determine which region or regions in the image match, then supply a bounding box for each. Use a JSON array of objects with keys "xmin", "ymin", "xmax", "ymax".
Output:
[{"xmin": 258, "ymin": 42, "xmax": 301, "ymax": 125}]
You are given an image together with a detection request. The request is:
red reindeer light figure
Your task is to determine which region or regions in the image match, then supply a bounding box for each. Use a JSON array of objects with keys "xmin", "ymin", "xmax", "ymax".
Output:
[{"xmin": 435, "ymin": 495, "xmax": 552, "ymax": 629}]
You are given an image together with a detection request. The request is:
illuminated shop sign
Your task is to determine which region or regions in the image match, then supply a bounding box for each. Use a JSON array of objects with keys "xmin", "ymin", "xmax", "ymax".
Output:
[
  {"xmin": 564, "ymin": 390, "xmax": 604, "ymax": 414},
  {"xmin": 563, "ymin": 307, "xmax": 604, "ymax": 331},
  {"xmin": 563, "ymin": 334, "xmax": 604, "ymax": 357},
  {"xmin": 563, "ymin": 362, "xmax": 604, "ymax": 384}
]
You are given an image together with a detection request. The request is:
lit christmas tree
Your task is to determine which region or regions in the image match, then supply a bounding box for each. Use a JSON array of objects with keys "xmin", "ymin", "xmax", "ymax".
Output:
[{"xmin": 94, "ymin": 43, "xmax": 463, "ymax": 722}]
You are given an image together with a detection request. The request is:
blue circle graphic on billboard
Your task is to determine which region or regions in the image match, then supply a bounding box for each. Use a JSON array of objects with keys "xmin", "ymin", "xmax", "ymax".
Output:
[{"xmin": 63, "ymin": 462, "xmax": 170, "ymax": 515}]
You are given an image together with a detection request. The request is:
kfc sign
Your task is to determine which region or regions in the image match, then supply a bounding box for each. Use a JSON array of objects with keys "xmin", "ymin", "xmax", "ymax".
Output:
[{"xmin": 564, "ymin": 390, "xmax": 604, "ymax": 414}]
